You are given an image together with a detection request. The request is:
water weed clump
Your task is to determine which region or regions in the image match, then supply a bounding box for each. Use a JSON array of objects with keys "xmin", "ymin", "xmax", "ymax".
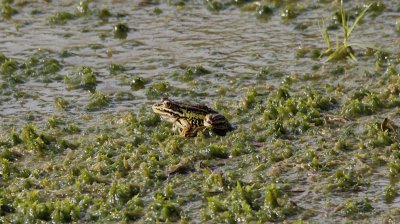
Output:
[
  {"xmin": 65, "ymin": 66, "xmax": 97, "ymax": 91},
  {"xmin": 130, "ymin": 77, "xmax": 146, "ymax": 90},
  {"xmin": 48, "ymin": 12, "xmax": 76, "ymax": 25},
  {"xmin": 109, "ymin": 63, "xmax": 126, "ymax": 75},
  {"xmin": 341, "ymin": 198, "xmax": 373, "ymax": 219},
  {"xmin": 280, "ymin": 4, "xmax": 301, "ymax": 20},
  {"xmin": 121, "ymin": 195, "xmax": 144, "ymax": 221},
  {"xmin": 0, "ymin": 59, "xmax": 18, "ymax": 77},
  {"xmin": 22, "ymin": 56, "xmax": 63, "ymax": 82},
  {"xmin": 202, "ymin": 182, "xmax": 260, "ymax": 222},
  {"xmin": 0, "ymin": 52, "xmax": 63, "ymax": 83},
  {"xmin": 98, "ymin": 8, "xmax": 111, "ymax": 21},
  {"xmin": 205, "ymin": 0, "xmax": 224, "ymax": 12},
  {"xmin": 76, "ymin": 0, "xmax": 91, "ymax": 16},
  {"xmin": 201, "ymin": 144, "xmax": 229, "ymax": 159},
  {"xmin": 384, "ymin": 184, "xmax": 397, "ymax": 204},
  {"xmin": 171, "ymin": 65, "xmax": 211, "ymax": 82},
  {"xmin": 183, "ymin": 65, "xmax": 210, "ymax": 80},
  {"xmin": 365, "ymin": 120, "xmax": 396, "ymax": 148},
  {"xmin": 108, "ymin": 182, "xmax": 140, "ymax": 205},
  {"xmin": 146, "ymin": 81, "xmax": 190, "ymax": 99},
  {"xmin": 54, "ymin": 97, "xmax": 69, "ymax": 110},
  {"xmin": 327, "ymin": 168, "xmax": 368, "ymax": 191},
  {"xmin": 202, "ymin": 182, "xmax": 299, "ymax": 222},
  {"xmin": 20, "ymin": 124, "xmax": 69, "ymax": 155},
  {"xmin": 389, "ymin": 151, "xmax": 400, "ymax": 178},
  {"xmin": 145, "ymin": 194, "xmax": 182, "ymax": 222},
  {"xmin": 1, "ymin": 2, "xmax": 17, "ymax": 19},
  {"xmin": 262, "ymin": 88, "xmax": 334, "ymax": 137},
  {"xmin": 49, "ymin": 1, "xmax": 95, "ymax": 25},
  {"xmin": 152, "ymin": 7, "xmax": 163, "ymax": 15},
  {"xmin": 86, "ymin": 91, "xmax": 110, "ymax": 111},
  {"xmin": 256, "ymin": 5, "xmax": 273, "ymax": 21},
  {"xmin": 21, "ymin": 124, "xmax": 52, "ymax": 154},
  {"xmin": 114, "ymin": 23, "xmax": 129, "ymax": 39}
]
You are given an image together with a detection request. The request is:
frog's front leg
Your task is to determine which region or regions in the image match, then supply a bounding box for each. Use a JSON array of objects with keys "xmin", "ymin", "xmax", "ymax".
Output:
[
  {"xmin": 179, "ymin": 124, "xmax": 206, "ymax": 137},
  {"xmin": 176, "ymin": 119, "xmax": 193, "ymax": 137},
  {"xmin": 179, "ymin": 125, "xmax": 194, "ymax": 137}
]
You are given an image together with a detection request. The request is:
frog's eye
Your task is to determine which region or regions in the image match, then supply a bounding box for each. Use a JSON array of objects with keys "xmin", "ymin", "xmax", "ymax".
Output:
[{"xmin": 163, "ymin": 100, "xmax": 172, "ymax": 107}]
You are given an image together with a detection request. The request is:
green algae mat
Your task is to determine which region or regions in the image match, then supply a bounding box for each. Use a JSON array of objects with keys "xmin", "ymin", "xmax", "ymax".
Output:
[{"xmin": 1, "ymin": 0, "xmax": 400, "ymax": 223}]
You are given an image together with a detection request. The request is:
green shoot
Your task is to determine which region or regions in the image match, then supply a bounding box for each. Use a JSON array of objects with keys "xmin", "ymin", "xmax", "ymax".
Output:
[{"xmin": 320, "ymin": 0, "xmax": 372, "ymax": 62}]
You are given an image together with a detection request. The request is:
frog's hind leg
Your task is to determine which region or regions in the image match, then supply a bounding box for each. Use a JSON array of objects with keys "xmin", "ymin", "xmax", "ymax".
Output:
[
  {"xmin": 191, "ymin": 126, "xmax": 207, "ymax": 137},
  {"xmin": 212, "ymin": 128, "xmax": 228, "ymax": 136}
]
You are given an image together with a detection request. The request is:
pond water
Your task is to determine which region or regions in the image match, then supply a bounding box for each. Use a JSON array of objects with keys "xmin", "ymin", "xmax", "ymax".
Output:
[{"xmin": 1, "ymin": 0, "xmax": 400, "ymax": 222}]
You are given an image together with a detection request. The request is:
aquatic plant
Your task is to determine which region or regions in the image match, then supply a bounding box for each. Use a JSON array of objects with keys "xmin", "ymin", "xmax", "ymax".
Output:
[
  {"xmin": 201, "ymin": 144, "xmax": 229, "ymax": 159},
  {"xmin": 54, "ymin": 97, "xmax": 69, "ymax": 110},
  {"xmin": 328, "ymin": 168, "xmax": 367, "ymax": 191},
  {"xmin": 256, "ymin": 5, "xmax": 273, "ymax": 21},
  {"xmin": 341, "ymin": 96, "xmax": 377, "ymax": 118},
  {"xmin": 114, "ymin": 23, "xmax": 129, "ymax": 39},
  {"xmin": 241, "ymin": 88, "xmax": 257, "ymax": 110},
  {"xmin": 21, "ymin": 124, "xmax": 47, "ymax": 154},
  {"xmin": 171, "ymin": 65, "xmax": 210, "ymax": 82},
  {"xmin": 384, "ymin": 184, "xmax": 397, "ymax": 204},
  {"xmin": 87, "ymin": 90, "xmax": 110, "ymax": 111},
  {"xmin": 65, "ymin": 66, "xmax": 97, "ymax": 90},
  {"xmin": 76, "ymin": 0, "xmax": 90, "ymax": 16},
  {"xmin": 257, "ymin": 183, "xmax": 299, "ymax": 222},
  {"xmin": 184, "ymin": 65, "xmax": 210, "ymax": 78},
  {"xmin": 51, "ymin": 198, "xmax": 81, "ymax": 222},
  {"xmin": 108, "ymin": 182, "xmax": 140, "ymax": 205},
  {"xmin": 389, "ymin": 151, "xmax": 400, "ymax": 178},
  {"xmin": 368, "ymin": 1, "xmax": 385, "ymax": 18},
  {"xmin": 320, "ymin": 0, "xmax": 372, "ymax": 62},
  {"xmin": 202, "ymin": 182, "xmax": 298, "ymax": 223},
  {"xmin": 205, "ymin": 0, "xmax": 224, "ymax": 12},
  {"xmin": 130, "ymin": 77, "xmax": 146, "ymax": 90},
  {"xmin": 342, "ymin": 198, "xmax": 373, "ymax": 218},
  {"xmin": 48, "ymin": 12, "xmax": 76, "ymax": 25},
  {"xmin": 0, "ymin": 52, "xmax": 7, "ymax": 65},
  {"xmin": 153, "ymin": 7, "xmax": 163, "ymax": 15},
  {"xmin": 1, "ymin": 2, "xmax": 17, "ymax": 19},
  {"xmin": 121, "ymin": 195, "xmax": 144, "ymax": 221},
  {"xmin": 146, "ymin": 81, "xmax": 171, "ymax": 98},
  {"xmin": 98, "ymin": 8, "xmax": 111, "ymax": 21},
  {"xmin": 280, "ymin": 4, "xmax": 299, "ymax": 20},
  {"xmin": 145, "ymin": 194, "xmax": 181, "ymax": 222},
  {"xmin": 109, "ymin": 63, "xmax": 126, "ymax": 75}
]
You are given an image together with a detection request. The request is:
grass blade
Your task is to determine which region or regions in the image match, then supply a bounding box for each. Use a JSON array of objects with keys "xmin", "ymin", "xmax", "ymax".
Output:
[
  {"xmin": 340, "ymin": 0, "xmax": 348, "ymax": 45},
  {"xmin": 318, "ymin": 19, "xmax": 332, "ymax": 50},
  {"xmin": 348, "ymin": 50, "xmax": 358, "ymax": 62},
  {"xmin": 349, "ymin": 42, "xmax": 391, "ymax": 53},
  {"xmin": 348, "ymin": 4, "xmax": 372, "ymax": 37}
]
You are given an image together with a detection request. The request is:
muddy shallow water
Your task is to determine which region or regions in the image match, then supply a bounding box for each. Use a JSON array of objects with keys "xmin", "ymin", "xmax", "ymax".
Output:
[
  {"xmin": 1, "ymin": 0, "xmax": 400, "ymax": 223},
  {"xmin": 0, "ymin": 0, "xmax": 394, "ymax": 116}
]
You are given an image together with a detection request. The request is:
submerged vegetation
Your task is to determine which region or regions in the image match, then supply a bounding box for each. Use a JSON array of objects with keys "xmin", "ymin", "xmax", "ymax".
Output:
[{"xmin": 1, "ymin": 0, "xmax": 400, "ymax": 223}]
